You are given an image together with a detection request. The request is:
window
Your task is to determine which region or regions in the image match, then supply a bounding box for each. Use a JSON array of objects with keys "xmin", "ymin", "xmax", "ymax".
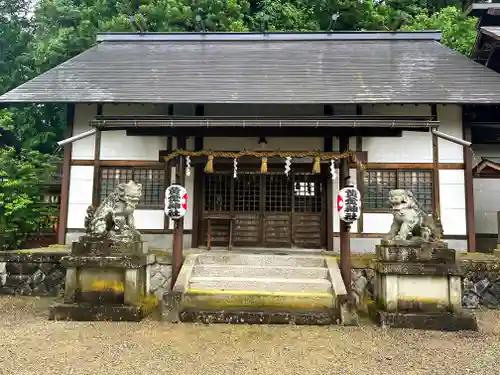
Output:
[
  {"xmin": 363, "ymin": 169, "xmax": 433, "ymax": 212},
  {"xmin": 99, "ymin": 167, "xmax": 165, "ymax": 209}
]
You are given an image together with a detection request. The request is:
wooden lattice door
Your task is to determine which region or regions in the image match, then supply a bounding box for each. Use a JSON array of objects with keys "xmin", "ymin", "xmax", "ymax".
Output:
[{"xmin": 202, "ymin": 170, "xmax": 325, "ymax": 249}]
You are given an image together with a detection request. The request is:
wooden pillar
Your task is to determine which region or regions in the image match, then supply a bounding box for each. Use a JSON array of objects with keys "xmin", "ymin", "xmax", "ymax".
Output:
[
  {"xmin": 463, "ymin": 108, "xmax": 476, "ymax": 252},
  {"xmin": 431, "ymin": 104, "xmax": 441, "ymax": 217},
  {"xmin": 91, "ymin": 104, "xmax": 103, "ymax": 208},
  {"xmin": 163, "ymin": 136, "xmax": 173, "ymax": 230},
  {"xmin": 172, "ymin": 136, "xmax": 187, "ymax": 287},
  {"xmin": 324, "ymin": 137, "xmax": 334, "ymax": 251},
  {"xmin": 339, "ymin": 135, "xmax": 351, "ymax": 295},
  {"xmin": 57, "ymin": 104, "xmax": 75, "ymax": 245},
  {"xmin": 191, "ymin": 136, "xmax": 203, "ymax": 248}
]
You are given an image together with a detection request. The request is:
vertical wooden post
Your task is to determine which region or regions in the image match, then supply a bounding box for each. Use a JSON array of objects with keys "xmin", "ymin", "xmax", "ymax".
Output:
[
  {"xmin": 431, "ymin": 104, "xmax": 441, "ymax": 217},
  {"xmin": 339, "ymin": 135, "xmax": 351, "ymax": 295},
  {"xmin": 463, "ymin": 107, "xmax": 476, "ymax": 252},
  {"xmin": 191, "ymin": 136, "xmax": 203, "ymax": 248},
  {"xmin": 91, "ymin": 104, "xmax": 103, "ymax": 208},
  {"xmin": 57, "ymin": 104, "xmax": 75, "ymax": 245},
  {"xmin": 324, "ymin": 137, "xmax": 334, "ymax": 251},
  {"xmin": 163, "ymin": 136, "xmax": 173, "ymax": 231},
  {"xmin": 171, "ymin": 136, "xmax": 187, "ymax": 287}
]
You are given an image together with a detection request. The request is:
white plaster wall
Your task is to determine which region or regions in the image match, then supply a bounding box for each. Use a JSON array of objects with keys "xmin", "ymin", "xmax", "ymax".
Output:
[
  {"xmin": 72, "ymin": 104, "xmax": 168, "ymax": 161},
  {"xmin": 101, "ymin": 104, "xmax": 167, "ymax": 161},
  {"xmin": 67, "ymin": 166, "xmax": 94, "ymax": 229},
  {"xmin": 474, "ymin": 179, "xmax": 500, "ymax": 234},
  {"xmin": 66, "ymin": 165, "xmax": 168, "ymax": 231},
  {"xmin": 439, "ymin": 170, "xmax": 466, "ymax": 235},
  {"xmin": 360, "ymin": 104, "xmax": 463, "ymax": 163},
  {"xmin": 72, "ymin": 104, "xmax": 97, "ymax": 160},
  {"xmin": 204, "ymin": 137, "xmax": 323, "ymax": 151},
  {"xmin": 471, "ymin": 144, "xmax": 500, "ymax": 235}
]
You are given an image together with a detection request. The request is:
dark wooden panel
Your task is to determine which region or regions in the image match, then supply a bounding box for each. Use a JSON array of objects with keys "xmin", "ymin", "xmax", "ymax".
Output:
[
  {"xmin": 233, "ymin": 213, "xmax": 260, "ymax": 245},
  {"xmin": 263, "ymin": 213, "xmax": 291, "ymax": 247},
  {"xmin": 293, "ymin": 213, "xmax": 323, "ymax": 248},
  {"xmin": 202, "ymin": 219, "xmax": 230, "ymax": 247}
]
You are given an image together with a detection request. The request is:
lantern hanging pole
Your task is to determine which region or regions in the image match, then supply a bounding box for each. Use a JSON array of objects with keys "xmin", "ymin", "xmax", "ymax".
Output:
[
  {"xmin": 56, "ymin": 128, "xmax": 97, "ymax": 147},
  {"xmin": 431, "ymin": 128, "xmax": 471, "ymax": 148}
]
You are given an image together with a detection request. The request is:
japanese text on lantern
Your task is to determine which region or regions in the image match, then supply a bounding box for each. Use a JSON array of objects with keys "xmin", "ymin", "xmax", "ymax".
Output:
[
  {"xmin": 337, "ymin": 186, "xmax": 361, "ymax": 223},
  {"xmin": 165, "ymin": 184, "xmax": 188, "ymax": 220}
]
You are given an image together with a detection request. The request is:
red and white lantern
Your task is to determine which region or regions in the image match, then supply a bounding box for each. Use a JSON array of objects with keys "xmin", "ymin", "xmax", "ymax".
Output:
[
  {"xmin": 337, "ymin": 186, "xmax": 361, "ymax": 223},
  {"xmin": 165, "ymin": 184, "xmax": 188, "ymax": 220}
]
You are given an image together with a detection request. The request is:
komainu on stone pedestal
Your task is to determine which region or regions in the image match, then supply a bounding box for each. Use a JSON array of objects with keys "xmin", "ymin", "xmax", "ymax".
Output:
[
  {"xmin": 84, "ymin": 180, "xmax": 143, "ymax": 243},
  {"xmin": 49, "ymin": 180, "xmax": 155, "ymax": 322},
  {"xmin": 369, "ymin": 189, "xmax": 478, "ymax": 331},
  {"xmin": 383, "ymin": 189, "xmax": 444, "ymax": 247}
]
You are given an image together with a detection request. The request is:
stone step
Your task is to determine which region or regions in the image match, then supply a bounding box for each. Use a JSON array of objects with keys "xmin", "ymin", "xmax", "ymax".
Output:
[
  {"xmin": 191, "ymin": 264, "xmax": 329, "ymax": 279},
  {"xmin": 188, "ymin": 276, "xmax": 333, "ymax": 293},
  {"xmin": 196, "ymin": 253, "xmax": 326, "ymax": 267}
]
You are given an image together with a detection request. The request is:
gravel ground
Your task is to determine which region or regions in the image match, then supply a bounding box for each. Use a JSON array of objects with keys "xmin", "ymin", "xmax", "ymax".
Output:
[{"xmin": 0, "ymin": 296, "xmax": 499, "ymax": 375}]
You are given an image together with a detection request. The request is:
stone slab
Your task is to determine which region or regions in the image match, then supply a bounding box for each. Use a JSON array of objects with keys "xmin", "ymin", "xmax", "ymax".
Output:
[
  {"xmin": 179, "ymin": 309, "xmax": 336, "ymax": 325},
  {"xmin": 49, "ymin": 302, "xmax": 151, "ymax": 322},
  {"xmin": 196, "ymin": 253, "xmax": 326, "ymax": 267},
  {"xmin": 376, "ymin": 245, "xmax": 455, "ymax": 264},
  {"xmin": 370, "ymin": 308, "xmax": 478, "ymax": 331},
  {"xmin": 71, "ymin": 237, "xmax": 144, "ymax": 256},
  {"xmin": 191, "ymin": 264, "xmax": 329, "ymax": 279},
  {"xmin": 61, "ymin": 254, "xmax": 154, "ymax": 269},
  {"xmin": 375, "ymin": 262, "xmax": 463, "ymax": 276},
  {"xmin": 188, "ymin": 277, "xmax": 333, "ymax": 293}
]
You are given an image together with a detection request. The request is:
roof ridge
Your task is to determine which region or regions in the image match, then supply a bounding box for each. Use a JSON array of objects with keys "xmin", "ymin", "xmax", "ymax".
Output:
[{"xmin": 96, "ymin": 31, "xmax": 442, "ymax": 43}]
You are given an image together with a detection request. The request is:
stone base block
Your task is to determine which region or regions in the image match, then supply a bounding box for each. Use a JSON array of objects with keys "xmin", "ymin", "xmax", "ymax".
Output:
[
  {"xmin": 179, "ymin": 309, "xmax": 336, "ymax": 325},
  {"xmin": 49, "ymin": 302, "xmax": 151, "ymax": 322},
  {"xmin": 369, "ymin": 305, "xmax": 478, "ymax": 331}
]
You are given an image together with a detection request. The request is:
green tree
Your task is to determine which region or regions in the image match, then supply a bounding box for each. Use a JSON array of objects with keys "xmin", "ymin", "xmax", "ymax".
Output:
[
  {"xmin": 0, "ymin": 146, "xmax": 58, "ymax": 250},
  {"xmin": 403, "ymin": 6, "xmax": 477, "ymax": 55}
]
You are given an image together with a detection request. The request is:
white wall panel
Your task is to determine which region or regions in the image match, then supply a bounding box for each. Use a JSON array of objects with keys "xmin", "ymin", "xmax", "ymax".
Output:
[
  {"xmin": 67, "ymin": 166, "xmax": 93, "ymax": 228},
  {"xmin": 204, "ymin": 137, "xmax": 323, "ymax": 151},
  {"xmin": 134, "ymin": 210, "xmax": 164, "ymax": 230},
  {"xmin": 72, "ymin": 104, "xmax": 97, "ymax": 160},
  {"xmin": 474, "ymin": 179, "xmax": 500, "ymax": 234}
]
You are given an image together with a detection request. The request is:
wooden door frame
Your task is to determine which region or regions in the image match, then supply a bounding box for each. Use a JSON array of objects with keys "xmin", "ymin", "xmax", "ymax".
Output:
[{"xmin": 197, "ymin": 165, "xmax": 328, "ymax": 249}]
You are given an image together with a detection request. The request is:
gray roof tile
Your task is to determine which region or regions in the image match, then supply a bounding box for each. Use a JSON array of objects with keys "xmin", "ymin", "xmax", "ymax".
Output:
[{"xmin": 3, "ymin": 36, "xmax": 500, "ymax": 104}]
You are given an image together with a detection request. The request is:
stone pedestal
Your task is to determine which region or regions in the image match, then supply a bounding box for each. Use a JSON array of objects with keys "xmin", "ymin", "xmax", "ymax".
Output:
[
  {"xmin": 370, "ymin": 242, "xmax": 478, "ymax": 331},
  {"xmin": 49, "ymin": 236, "xmax": 155, "ymax": 321}
]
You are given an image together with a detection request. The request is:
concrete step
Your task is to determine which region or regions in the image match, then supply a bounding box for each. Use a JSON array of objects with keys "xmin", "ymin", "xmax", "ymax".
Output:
[
  {"xmin": 188, "ymin": 276, "xmax": 333, "ymax": 293},
  {"xmin": 196, "ymin": 253, "xmax": 326, "ymax": 267},
  {"xmin": 190, "ymin": 264, "xmax": 329, "ymax": 279}
]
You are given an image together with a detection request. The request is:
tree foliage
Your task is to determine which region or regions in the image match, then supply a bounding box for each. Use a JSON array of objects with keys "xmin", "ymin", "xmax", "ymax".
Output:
[{"xmin": 0, "ymin": 0, "xmax": 478, "ymax": 249}]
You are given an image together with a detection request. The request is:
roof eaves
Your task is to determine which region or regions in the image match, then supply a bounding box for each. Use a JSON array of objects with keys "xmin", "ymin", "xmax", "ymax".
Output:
[{"xmin": 96, "ymin": 31, "xmax": 442, "ymax": 43}]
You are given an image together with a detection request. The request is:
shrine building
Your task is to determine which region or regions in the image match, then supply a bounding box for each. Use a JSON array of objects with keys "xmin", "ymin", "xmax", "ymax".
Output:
[{"xmin": 3, "ymin": 31, "xmax": 500, "ymax": 253}]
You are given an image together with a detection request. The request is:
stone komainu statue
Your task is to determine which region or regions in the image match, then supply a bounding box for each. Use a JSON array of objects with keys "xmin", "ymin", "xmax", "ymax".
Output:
[
  {"xmin": 384, "ymin": 189, "xmax": 443, "ymax": 244},
  {"xmin": 84, "ymin": 180, "xmax": 142, "ymax": 239}
]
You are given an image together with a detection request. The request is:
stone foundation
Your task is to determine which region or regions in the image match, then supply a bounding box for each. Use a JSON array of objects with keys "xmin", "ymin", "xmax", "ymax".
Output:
[
  {"xmin": 0, "ymin": 247, "xmax": 68, "ymax": 296},
  {"xmin": 351, "ymin": 252, "xmax": 500, "ymax": 311},
  {"xmin": 0, "ymin": 248, "xmax": 498, "ymax": 314}
]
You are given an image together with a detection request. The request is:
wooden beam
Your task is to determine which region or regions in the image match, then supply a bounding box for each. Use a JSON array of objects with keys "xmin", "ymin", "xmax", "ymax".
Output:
[
  {"xmin": 338, "ymin": 136, "xmax": 352, "ymax": 296},
  {"xmin": 191, "ymin": 136, "xmax": 203, "ymax": 248},
  {"xmin": 324, "ymin": 137, "xmax": 334, "ymax": 251},
  {"xmin": 463, "ymin": 108, "xmax": 477, "ymax": 252},
  {"xmin": 91, "ymin": 104, "xmax": 103, "ymax": 208},
  {"xmin": 163, "ymin": 136, "xmax": 173, "ymax": 230},
  {"xmin": 57, "ymin": 104, "xmax": 75, "ymax": 245},
  {"xmin": 431, "ymin": 104, "xmax": 441, "ymax": 217},
  {"xmin": 172, "ymin": 136, "xmax": 187, "ymax": 288},
  {"xmin": 126, "ymin": 127, "xmax": 406, "ymax": 138},
  {"xmin": 355, "ymin": 135, "xmax": 364, "ymax": 233}
]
